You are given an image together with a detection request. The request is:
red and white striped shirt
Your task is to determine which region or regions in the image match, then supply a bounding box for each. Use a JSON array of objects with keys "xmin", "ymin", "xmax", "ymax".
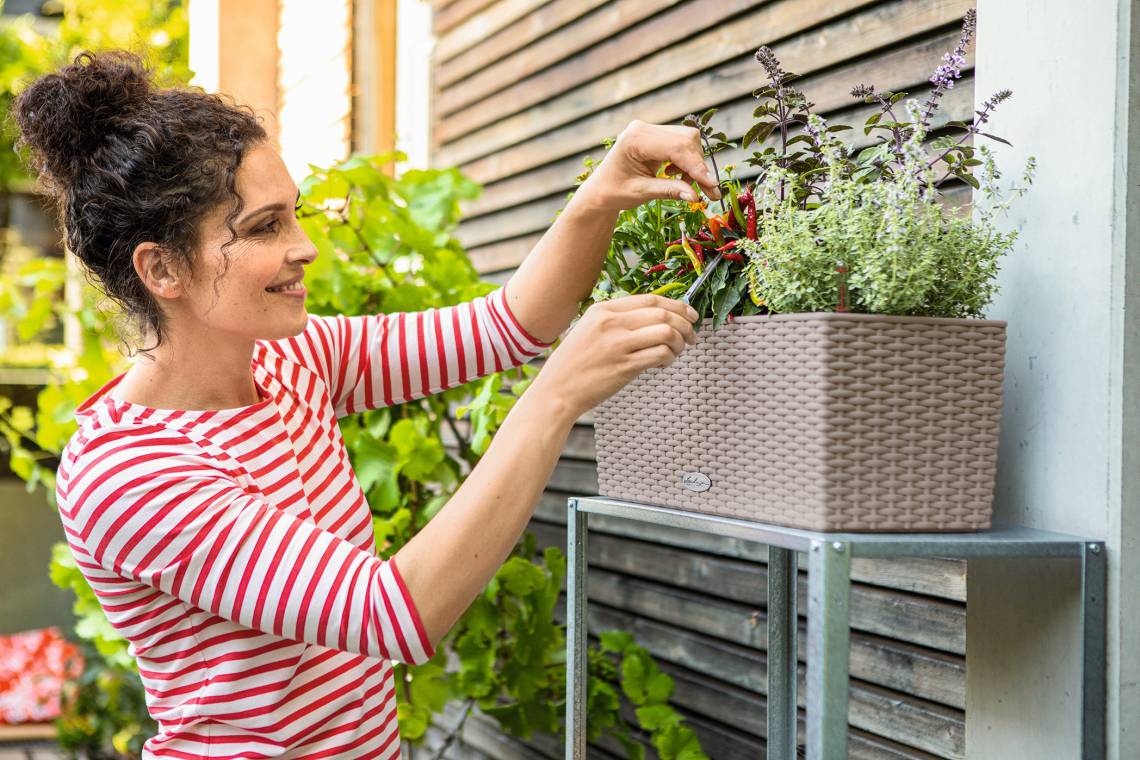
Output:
[{"xmin": 55, "ymin": 287, "xmax": 550, "ymax": 759}]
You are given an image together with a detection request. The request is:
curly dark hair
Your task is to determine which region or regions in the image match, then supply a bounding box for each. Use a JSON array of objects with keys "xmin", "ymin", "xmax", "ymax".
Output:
[{"xmin": 11, "ymin": 49, "xmax": 268, "ymax": 353}]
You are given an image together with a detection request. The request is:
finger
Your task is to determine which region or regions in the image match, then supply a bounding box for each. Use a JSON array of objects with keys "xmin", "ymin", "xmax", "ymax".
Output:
[
  {"xmin": 662, "ymin": 165, "xmax": 704, "ymax": 198},
  {"xmin": 627, "ymin": 344, "xmax": 680, "ymax": 372},
  {"xmin": 665, "ymin": 169, "xmax": 698, "ymax": 188},
  {"xmin": 605, "ymin": 294, "xmax": 699, "ymax": 321},
  {"xmin": 616, "ymin": 307, "xmax": 697, "ymax": 345},
  {"xmin": 628, "ymin": 176, "xmax": 702, "ymax": 203},
  {"xmin": 657, "ymin": 126, "xmax": 722, "ymax": 200},
  {"xmin": 625, "ymin": 322, "xmax": 687, "ymax": 358}
]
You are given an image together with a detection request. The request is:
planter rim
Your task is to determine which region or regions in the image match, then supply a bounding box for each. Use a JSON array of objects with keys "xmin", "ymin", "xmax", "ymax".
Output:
[{"xmin": 723, "ymin": 311, "xmax": 1007, "ymax": 328}]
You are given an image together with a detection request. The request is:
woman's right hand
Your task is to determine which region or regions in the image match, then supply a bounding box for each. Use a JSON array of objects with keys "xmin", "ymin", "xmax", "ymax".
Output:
[{"xmin": 529, "ymin": 294, "xmax": 699, "ymax": 417}]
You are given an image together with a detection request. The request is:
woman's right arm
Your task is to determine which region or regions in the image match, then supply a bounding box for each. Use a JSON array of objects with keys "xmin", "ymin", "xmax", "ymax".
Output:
[{"xmin": 394, "ymin": 293, "xmax": 697, "ymax": 646}]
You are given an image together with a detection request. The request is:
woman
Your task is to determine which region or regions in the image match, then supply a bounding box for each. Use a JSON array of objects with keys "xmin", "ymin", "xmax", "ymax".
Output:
[{"xmin": 15, "ymin": 51, "xmax": 719, "ymax": 758}]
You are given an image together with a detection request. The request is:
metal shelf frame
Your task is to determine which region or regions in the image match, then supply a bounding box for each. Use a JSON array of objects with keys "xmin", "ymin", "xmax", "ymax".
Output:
[{"xmin": 563, "ymin": 496, "xmax": 1106, "ymax": 760}]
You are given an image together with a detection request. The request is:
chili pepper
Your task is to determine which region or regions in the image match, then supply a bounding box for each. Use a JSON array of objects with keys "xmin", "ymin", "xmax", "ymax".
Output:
[
  {"xmin": 707, "ymin": 215, "xmax": 729, "ymax": 244},
  {"xmin": 666, "ymin": 238, "xmax": 716, "ymax": 248},
  {"xmin": 728, "ymin": 187, "xmax": 746, "ymax": 230},
  {"xmin": 644, "ymin": 263, "xmax": 668, "ymax": 274},
  {"xmin": 723, "ymin": 252, "xmax": 744, "ymax": 262},
  {"xmin": 650, "ymin": 282, "xmax": 687, "ymax": 296},
  {"xmin": 747, "ymin": 266, "xmax": 765, "ymax": 308},
  {"xmin": 715, "ymin": 240, "xmax": 738, "ymax": 252},
  {"xmin": 681, "ymin": 238, "xmax": 703, "ymax": 274},
  {"xmin": 735, "ymin": 187, "xmax": 758, "ymax": 241}
]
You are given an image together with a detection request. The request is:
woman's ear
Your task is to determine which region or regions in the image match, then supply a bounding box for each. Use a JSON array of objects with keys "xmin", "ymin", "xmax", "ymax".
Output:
[{"xmin": 132, "ymin": 242, "xmax": 184, "ymax": 300}]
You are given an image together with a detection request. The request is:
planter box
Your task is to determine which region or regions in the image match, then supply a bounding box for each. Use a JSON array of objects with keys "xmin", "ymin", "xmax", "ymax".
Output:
[{"xmin": 594, "ymin": 312, "xmax": 1006, "ymax": 532}]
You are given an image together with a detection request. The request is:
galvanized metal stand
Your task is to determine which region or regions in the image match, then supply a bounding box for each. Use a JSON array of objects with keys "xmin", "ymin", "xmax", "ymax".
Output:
[{"xmin": 564, "ymin": 496, "xmax": 1107, "ymax": 760}]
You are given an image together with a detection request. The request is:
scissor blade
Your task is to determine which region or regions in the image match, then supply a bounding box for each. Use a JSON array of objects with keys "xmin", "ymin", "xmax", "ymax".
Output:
[{"xmin": 680, "ymin": 252, "xmax": 725, "ymax": 305}]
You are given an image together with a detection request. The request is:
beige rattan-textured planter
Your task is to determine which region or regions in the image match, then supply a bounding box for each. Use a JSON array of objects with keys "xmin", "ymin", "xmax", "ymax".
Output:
[{"xmin": 594, "ymin": 312, "xmax": 1006, "ymax": 532}]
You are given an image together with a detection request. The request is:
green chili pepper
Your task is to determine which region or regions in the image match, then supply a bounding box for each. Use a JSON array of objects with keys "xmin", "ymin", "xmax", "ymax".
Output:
[
  {"xmin": 680, "ymin": 240, "xmax": 703, "ymax": 275},
  {"xmin": 728, "ymin": 187, "xmax": 746, "ymax": 230},
  {"xmin": 650, "ymin": 282, "xmax": 687, "ymax": 296},
  {"xmin": 747, "ymin": 265, "xmax": 765, "ymax": 307}
]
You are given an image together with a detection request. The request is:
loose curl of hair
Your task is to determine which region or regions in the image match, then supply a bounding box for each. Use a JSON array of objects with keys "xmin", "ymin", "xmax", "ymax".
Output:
[{"xmin": 11, "ymin": 50, "xmax": 267, "ymax": 354}]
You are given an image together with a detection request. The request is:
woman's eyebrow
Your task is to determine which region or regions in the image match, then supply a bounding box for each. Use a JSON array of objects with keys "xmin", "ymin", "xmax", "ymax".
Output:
[{"xmin": 238, "ymin": 190, "xmax": 302, "ymax": 225}]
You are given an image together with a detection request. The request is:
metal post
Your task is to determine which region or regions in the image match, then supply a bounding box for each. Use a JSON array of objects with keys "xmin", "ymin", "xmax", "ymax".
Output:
[
  {"xmin": 767, "ymin": 546, "xmax": 799, "ymax": 759},
  {"xmin": 1080, "ymin": 542, "xmax": 1107, "ymax": 760},
  {"xmin": 806, "ymin": 540, "xmax": 851, "ymax": 760},
  {"xmin": 565, "ymin": 499, "xmax": 588, "ymax": 759}
]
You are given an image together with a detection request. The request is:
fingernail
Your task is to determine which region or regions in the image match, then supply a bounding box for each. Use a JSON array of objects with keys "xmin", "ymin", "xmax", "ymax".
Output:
[{"xmin": 687, "ymin": 306, "xmax": 698, "ymax": 320}]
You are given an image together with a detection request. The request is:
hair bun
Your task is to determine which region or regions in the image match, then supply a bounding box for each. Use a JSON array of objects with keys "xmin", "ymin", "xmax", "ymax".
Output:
[{"xmin": 13, "ymin": 50, "xmax": 155, "ymax": 188}]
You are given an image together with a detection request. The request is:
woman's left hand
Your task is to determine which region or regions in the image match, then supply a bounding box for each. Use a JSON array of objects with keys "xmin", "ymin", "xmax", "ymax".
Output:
[{"xmin": 575, "ymin": 119, "xmax": 723, "ymax": 213}]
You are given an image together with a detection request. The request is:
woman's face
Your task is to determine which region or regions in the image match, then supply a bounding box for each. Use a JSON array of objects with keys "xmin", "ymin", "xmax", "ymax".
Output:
[{"xmin": 177, "ymin": 142, "xmax": 318, "ymax": 343}]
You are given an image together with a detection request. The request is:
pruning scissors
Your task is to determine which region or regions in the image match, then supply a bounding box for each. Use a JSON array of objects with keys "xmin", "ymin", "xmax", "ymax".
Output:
[{"xmin": 676, "ymin": 221, "xmax": 725, "ymax": 306}]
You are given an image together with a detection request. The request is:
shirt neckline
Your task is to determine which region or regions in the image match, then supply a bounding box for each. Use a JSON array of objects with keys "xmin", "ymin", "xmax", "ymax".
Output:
[{"xmin": 76, "ymin": 355, "xmax": 275, "ymax": 420}]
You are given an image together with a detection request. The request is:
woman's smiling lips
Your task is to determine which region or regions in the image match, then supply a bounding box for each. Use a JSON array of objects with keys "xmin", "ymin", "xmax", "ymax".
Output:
[
  {"xmin": 265, "ymin": 275, "xmax": 306, "ymax": 297},
  {"xmin": 264, "ymin": 283, "xmax": 305, "ymax": 298}
]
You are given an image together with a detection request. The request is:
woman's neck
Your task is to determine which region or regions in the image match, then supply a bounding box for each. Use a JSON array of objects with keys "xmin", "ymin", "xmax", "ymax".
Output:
[{"xmin": 118, "ymin": 331, "xmax": 261, "ymax": 411}]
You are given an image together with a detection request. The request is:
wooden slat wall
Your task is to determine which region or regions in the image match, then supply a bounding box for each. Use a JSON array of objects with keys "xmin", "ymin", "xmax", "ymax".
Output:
[{"xmin": 427, "ymin": 1, "xmax": 976, "ymax": 757}]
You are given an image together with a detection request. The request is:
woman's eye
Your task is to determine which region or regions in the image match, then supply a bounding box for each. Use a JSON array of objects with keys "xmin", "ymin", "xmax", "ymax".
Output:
[{"xmin": 256, "ymin": 219, "xmax": 280, "ymax": 235}]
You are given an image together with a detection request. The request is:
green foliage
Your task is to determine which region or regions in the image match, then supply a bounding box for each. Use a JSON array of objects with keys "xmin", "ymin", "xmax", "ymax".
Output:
[
  {"xmin": 0, "ymin": 5, "xmax": 189, "ymax": 755},
  {"xmin": 0, "ymin": 0, "xmax": 190, "ymax": 193}
]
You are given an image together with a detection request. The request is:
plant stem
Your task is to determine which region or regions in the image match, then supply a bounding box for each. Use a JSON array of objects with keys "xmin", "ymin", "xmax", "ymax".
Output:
[
  {"xmin": 443, "ymin": 411, "xmax": 474, "ymax": 463},
  {"xmin": 700, "ymin": 133, "xmax": 722, "ymax": 190}
]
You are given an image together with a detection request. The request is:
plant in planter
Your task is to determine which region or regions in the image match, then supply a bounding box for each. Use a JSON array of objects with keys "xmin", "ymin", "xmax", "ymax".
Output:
[{"xmin": 585, "ymin": 12, "xmax": 1036, "ymax": 531}]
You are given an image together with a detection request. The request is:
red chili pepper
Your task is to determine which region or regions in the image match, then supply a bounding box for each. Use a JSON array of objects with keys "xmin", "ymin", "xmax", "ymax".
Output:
[
  {"xmin": 737, "ymin": 187, "xmax": 758, "ymax": 241},
  {"xmin": 716, "ymin": 240, "xmax": 738, "ymax": 252},
  {"xmin": 644, "ymin": 263, "xmax": 668, "ymax": 274},
  {"xmin": 723, "ymin": 252, "xmax": 744, "ymax": 262}
]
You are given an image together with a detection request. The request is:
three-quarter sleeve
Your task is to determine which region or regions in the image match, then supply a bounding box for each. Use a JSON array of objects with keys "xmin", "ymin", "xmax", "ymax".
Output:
[
  {"xmin": 278, "ymin": 285, "xmax": 552, "ymax": 417},
  {"xmin": 59, "ymin": 428, "xmax": 434, "ymax": 665}
]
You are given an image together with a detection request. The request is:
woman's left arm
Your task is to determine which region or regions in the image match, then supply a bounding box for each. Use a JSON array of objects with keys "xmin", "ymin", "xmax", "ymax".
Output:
[{"xmin": 502, "ymin": 120, "xmax": 723, "ymax": 343}]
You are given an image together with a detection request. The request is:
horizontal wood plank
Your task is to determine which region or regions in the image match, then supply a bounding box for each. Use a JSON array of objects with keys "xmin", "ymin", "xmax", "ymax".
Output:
[
  {"xmin": 437, "ymin": 0, "xmax": 970, "ymax": 169},
  {"xmin": 434, "ymin": 0, "xmax": 552, "ymax": 63},
  {"xmin": 433, "ymin": 0, "xmax": 499, "ymax": 35},
  {"xmin": 458, "ymin": 26, "xmax": 972, "ymax": 222},
  {"xmin": 434, "ymin": 0, "xmax": 762, "ymax": 135},
  {"xmin": 434, "ymin": 0, "xmax": 618, "ymax": 93}
]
